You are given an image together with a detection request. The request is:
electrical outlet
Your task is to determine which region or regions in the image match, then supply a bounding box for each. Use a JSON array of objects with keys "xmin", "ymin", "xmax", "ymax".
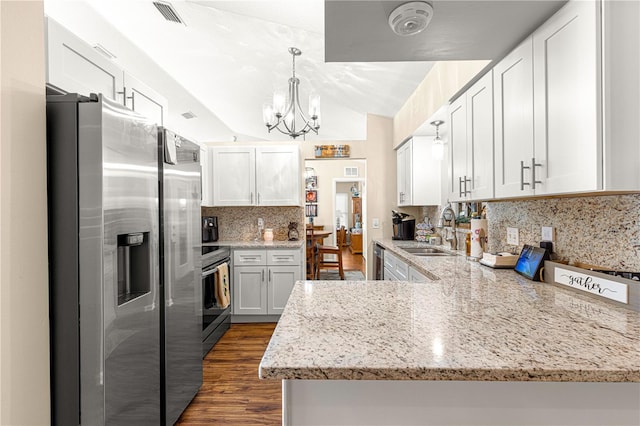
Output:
[
  {"xmin": 372, "ymin": 218, "xmax": 380, "ymax": 229},
  {"xmin": 257, "ymin": 218, "xmax": 264, "ymax": 230},
  {"xmin": 506, "ymin": 227, "xmax": 519, "ymax": 245},
  {"xmin": 541, "ymin": 226, "xmax": 555, "ymax": 241}
]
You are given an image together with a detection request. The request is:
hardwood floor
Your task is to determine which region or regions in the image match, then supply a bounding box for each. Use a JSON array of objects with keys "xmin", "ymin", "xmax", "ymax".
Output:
[
  {"xmin": 341, "ymin": 246, "xmax": 365, "ymax": 274},
  {"xmin": 176, "ymin": 323, "xmax": 280, "ymax": 425}
]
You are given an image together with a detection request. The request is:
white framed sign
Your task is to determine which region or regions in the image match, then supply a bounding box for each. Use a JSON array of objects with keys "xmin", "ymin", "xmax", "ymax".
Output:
[{"xmin": 555, "ymin": 267, "xmax": 629, "ymax": 304}]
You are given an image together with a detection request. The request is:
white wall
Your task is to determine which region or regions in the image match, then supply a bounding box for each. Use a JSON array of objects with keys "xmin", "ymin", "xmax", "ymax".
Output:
[
  {"xmin": 296, "ymin": 114, "xmax": 395, "ymax": 278},
  {"xmin": 0, "ymin": 1, "xmax": 51, "ymax": 424}
]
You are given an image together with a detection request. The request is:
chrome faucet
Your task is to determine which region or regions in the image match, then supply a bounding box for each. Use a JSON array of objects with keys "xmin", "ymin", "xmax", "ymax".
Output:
[{"xmin": 440, "ymin": 204, "xmax": 457, "ymax": 250}]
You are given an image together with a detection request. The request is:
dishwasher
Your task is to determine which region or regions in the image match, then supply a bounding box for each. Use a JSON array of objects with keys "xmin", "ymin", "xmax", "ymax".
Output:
[{"xmin": 373, "ymin": 244, "xmax": 384, "ymax": 280}]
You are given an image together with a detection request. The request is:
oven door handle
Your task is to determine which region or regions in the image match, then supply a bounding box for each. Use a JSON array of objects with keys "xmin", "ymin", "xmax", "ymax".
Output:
[{"xmin": 202, "ymin": 266, "xmax": 220, "ymax": 277}]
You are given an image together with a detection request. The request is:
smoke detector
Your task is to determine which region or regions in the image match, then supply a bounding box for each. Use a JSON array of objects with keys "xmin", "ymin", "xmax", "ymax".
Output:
[{"xmin": 388, "ymin": 2, "xmax": 434, "ymax": 36}]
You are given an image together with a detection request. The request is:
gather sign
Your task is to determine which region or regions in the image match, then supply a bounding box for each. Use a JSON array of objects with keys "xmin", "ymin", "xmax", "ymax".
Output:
[{"xmin": 555, "ymin": 267, "xmax": 629, "ymax": 304}]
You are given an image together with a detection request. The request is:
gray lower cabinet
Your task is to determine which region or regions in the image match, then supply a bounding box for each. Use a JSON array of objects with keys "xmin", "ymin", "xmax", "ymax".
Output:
[
  {"xmin": 234, "ymin": 265, "xmax": 268, "ymax": 315},
  {"xmin": 233, "ymin": 248, "xmax": 302, "ymax": 316}
]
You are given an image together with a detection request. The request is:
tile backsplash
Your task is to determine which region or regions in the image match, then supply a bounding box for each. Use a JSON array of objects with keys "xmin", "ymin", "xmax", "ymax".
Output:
[
  {"xmin": 202, "ymin": 206, "xmax": 305, "ymax": 242},
  {"xmin": 486, "ymin": 194, "xmax": 640, "ymax": 271}
]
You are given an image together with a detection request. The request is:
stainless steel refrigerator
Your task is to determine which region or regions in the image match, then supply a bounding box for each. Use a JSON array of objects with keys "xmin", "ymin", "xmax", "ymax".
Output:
[
  {"xmin": 47, "ymin": 93, "xmax": 202, "ymax": 425},
  {"xmin": 158, "ymin": 127, "xmax": 203, "ymax": 425}
]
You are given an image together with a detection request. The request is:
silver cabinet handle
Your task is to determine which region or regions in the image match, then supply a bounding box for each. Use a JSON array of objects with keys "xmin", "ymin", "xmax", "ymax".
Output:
[
  {"xmin": 465, "ymin": 176, "xmax": 472, "ymax": 196},
  {"xmin": 262, "ymin": 269, "xmax": 265, "ymax": 282},
  {"xmin": 520, "ymin": 161, "xmax": 531, "ymax": 190},
  {"xmin": 117, "ymin": 87, "xmax": 135, "ymax": 109},
  {"xmin": 241, "ymin": 256, "xmax": 260, "ymax": 261},
  {"xmin": 531, "ymin": 157, "xmax": 542, "ymax": 189},
  {"xmin": 250, "ymin": 192, "xmax": 254, "ymax": 204},
  {"xmin": 459, "ymin": 176, "xmax": 464, "ymax": 198}
]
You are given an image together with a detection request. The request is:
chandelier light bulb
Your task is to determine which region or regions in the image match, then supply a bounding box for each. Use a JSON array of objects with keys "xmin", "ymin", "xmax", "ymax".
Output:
[
  {"xmin": 273, "ymin": 91, "xmax": 286, "ymax": 116},
  {"xmin": 308, "ymin": 93, "xmax": 320, "ymax": 118},
  {"xmin": 285, "ymin": 111, "xmax": 295, "ymax": 129},
  {"xmin": 432, "ymin": 137, "xmax": 444, "ymax": 160},
  {"xmin": 262, "ymin": 103, "xmax": 274, "ymax": 126}
]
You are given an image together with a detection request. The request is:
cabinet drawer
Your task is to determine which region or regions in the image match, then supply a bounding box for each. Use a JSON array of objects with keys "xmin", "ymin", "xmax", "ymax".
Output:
[
  {"xmin": 234, "ymin": 250, "xmax": 266, "ymax": 266},
  {"xmin": 395, "ymin": 259, "xmax": 409, "ymax": 281},
  {"xmin": 267, "ymin": 249, "xmax": 301, "ymax": 266},
  {"xmin": 384, "ymin": 251, "xmax": 397, "ymax": 270}
]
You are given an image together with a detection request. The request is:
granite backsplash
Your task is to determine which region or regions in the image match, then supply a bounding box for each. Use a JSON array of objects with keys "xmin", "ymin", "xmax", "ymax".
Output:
[
  {"xmin": 485, "ymin": 194, "xmax": 640, "ymax": 271},
  {"xmin": 201, "ymin": 206, "xmax": 305, "ymax": 242}
]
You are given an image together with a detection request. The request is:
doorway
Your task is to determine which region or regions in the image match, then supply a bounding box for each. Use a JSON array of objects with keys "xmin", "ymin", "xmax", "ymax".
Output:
[{"xmin": 304, "ymin": 159, "xmax": 366, "ymax": 275}]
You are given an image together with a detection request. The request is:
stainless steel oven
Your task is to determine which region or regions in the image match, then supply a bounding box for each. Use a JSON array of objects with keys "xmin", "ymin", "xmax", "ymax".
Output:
[{"xmin": 202, "ymin": 245, "xmax": 231, "ymax": 357}]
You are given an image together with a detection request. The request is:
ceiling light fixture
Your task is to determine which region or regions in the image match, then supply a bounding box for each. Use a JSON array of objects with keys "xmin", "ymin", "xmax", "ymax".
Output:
[
  {"xmin": 262, "ymin": 47, "xmax": 320, "ymax": 139},
  {"xmin": 431, "ymin": 120, "xmax": 445, "ymax": 160},
  {"xmin": 388, "ymin": 1, "xmax": 434, "ymax": 36}
]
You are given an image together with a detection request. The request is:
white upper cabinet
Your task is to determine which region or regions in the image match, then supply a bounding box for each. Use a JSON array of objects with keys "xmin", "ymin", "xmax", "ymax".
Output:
[
  {"xmin": 46, "ymin": 17, "xmax": 123, "ymax": 101},
  {"xmin": 533, "ymin": 0, "xmax": 600, "ymax": 195},
  {"xmin": 212, "ymin": 147, "xmax": 256, "ymax": 206},
  {"xmin": 46, "ymin": 17, "xmax": 168, "ymax": 127},
  {"xmin": 396, "ymin": 142, "xmax": 412, "ymax": 206},
  {"xmin": 211, "ymin": 145, "xmax": 300, "ymax": 207},
  {"xmin": 494, "ymin": 0, "xmax": 604, "ymax": 199},
  {"xmin": 493, "ymin": 37, "xmax": 535, "ymax": 198},
  {"xmin": 123, "ymin": 71, "xmax": 168, "ymax": 127},
  {"xmin": 467, "ymin": 72, "xmax": 495, "ymax": 200},
  {"xmin": 255, "ymin": 146, "xmax": 300, "ymax": 206},
  {"xmin": 396, "ymin": 137, "xmax": 441, "ymax": 206},
  {"xmin": 448, "ymin": 71, "xmax": 494, "ymax": 202},
  {"xmin": 448, "ymin": 95, "xmax": 468, "ymax": 202},
  {"xmin": 200, "ymin": 146, "xmax": 213, "ymax": 206}
]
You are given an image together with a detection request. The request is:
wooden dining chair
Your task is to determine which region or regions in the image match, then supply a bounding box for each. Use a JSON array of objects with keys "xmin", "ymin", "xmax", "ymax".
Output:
[
  {"xmin": 305, "ymin": 227, "xmax": 317, "ymax": 280},
  {"xmin": 317, "ymin": 233, "xmax": 344, "ymax": 280}
]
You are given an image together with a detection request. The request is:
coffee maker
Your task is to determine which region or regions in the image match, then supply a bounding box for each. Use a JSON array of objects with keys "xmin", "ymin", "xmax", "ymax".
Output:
[
  {"xmin": 202, "ymin": 216, "xmax": 219, "ymax": 242},
  {"xmin": 392, "ymin": 211, "xmax": 415, "ymax": 240}
]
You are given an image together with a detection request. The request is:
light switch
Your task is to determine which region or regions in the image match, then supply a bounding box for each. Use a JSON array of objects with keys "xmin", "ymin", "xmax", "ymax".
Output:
[
  {"xmin": 541, "ymin": 226, "xmax": 555, "ymax": 241},
  {"xmin": 372, "ymin": 218, "xmax": 380, "ymax": 229},
  {"xmin": 506, "ymin": 227, "xmax": 519, "ymax": 245}
]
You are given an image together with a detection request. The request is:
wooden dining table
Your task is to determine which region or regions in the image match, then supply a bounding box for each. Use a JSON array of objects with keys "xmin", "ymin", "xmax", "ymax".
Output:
[{"xmin": 306, "ymin": 230, "xmax": 332, "ymax": 279}]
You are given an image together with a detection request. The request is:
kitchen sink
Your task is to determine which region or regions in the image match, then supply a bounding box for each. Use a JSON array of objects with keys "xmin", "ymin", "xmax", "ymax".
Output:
[{"xmin": 399, "ymin": 247, "xmax": 455, "ymax": 257}]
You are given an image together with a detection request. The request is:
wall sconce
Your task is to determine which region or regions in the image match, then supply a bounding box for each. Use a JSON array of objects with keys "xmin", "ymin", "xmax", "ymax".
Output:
[{"xmin": 431, "ymin": 120, "xmax": 445, "ymax": 161}]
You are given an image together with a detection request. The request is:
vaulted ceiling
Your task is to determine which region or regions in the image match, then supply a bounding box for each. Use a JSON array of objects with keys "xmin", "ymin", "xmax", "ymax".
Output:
[{"xmin": 44, "ymin": 0, "xmax": 566, "ymax": 143}]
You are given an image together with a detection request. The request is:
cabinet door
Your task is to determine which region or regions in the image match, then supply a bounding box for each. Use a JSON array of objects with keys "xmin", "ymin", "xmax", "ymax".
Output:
[
  {"xmin": 46, "ymin": 17, "xmax": 124, "ymax": 101},
  {"xmin": 255, "ymin": 146, "xmax": 300, "ymax": 206},
  {"xmin": 467, "ymin": 71, "xmax": 494, "ymax": 200},
  {"xmin": 124, "ymin": 72, "xmax": 168, "ymax": 126},
  {"xmin": 200, "ymin": 146, "xmax": 213, "ymax": 206},
  {"xmin": 448, "ymin": 95, "xmax": 468, "ymax": 202},
  {"xmin": 233, "ymin": 266, "xmax": 267, "ymax": 315},
  {"xmin": 396, "ymin": 143, "xmax": 411, "ymax": 206},
  {"xmin": 411, "ymin": 136, "xmax": 441, "ymax": 206},
  {"xmin": 533, "ymin": 0, "xmax": 600, "ymax": 195},
  {"xmin": 212, "ymin": 147, "xmax": 255, "ymax": 206},
  {"xmin": 267, "ymin": 266, "xmax": 300, "ymax": 315},
  {"xmin": 494, "ymin": 38, "xmax": 534, "ymax": 198}
]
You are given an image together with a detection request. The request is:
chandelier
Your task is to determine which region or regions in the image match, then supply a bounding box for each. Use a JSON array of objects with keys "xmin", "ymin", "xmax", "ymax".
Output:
[{"xmin": 262, "ymin": 47, "xmax": 320, "ymax": 139}]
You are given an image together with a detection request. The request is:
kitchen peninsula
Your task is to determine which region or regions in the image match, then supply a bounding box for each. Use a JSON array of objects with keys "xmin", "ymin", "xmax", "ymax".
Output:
[{"xmin": 260, "ymin": 241, "xmax": 640, "ymax": 425}]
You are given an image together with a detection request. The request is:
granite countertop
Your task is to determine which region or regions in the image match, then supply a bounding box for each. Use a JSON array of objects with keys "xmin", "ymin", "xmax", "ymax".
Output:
[
  {"xmin": 259, "ymin": 239, "xmax": 640, "ymax": 382},
  {"xmin": 203, "ymin": 239, "xmax": 304, "ymax": 249}
]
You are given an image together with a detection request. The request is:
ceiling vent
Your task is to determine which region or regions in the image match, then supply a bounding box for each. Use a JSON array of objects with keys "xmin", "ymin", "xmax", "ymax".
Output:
[
  {"xmin": 344, "ymin": 167, "xmax": 358, "ymax": 177},
  {"xmin": 153, "ymin": 1, "xmax": 185, "ymax": 25},
  {"xmin": 181, "ymin": 111, "xmax": 197, "ymax": 119},
  {"xmin": 388, "ymin": 2, "xmax": 433, "ymax": 36}
]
